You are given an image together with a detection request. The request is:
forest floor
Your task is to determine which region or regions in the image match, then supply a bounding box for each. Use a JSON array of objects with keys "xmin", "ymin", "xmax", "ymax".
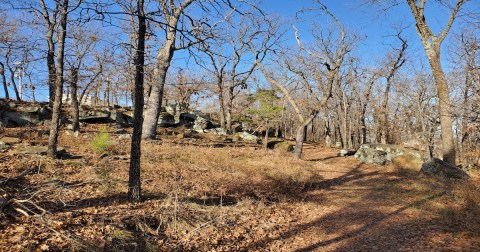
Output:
[{"xmin": 1, "ymin": 124, "xmax": 479, "ymax": 251}]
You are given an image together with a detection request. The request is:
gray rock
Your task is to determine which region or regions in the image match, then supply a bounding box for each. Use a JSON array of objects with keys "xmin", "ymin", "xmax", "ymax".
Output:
[
  {"xmin": 335, "ymin": 142, "xmax": 342, "ymax": 148},
  {"xmin": 17, "ymin": 146, "xmax": 65, "ymax": 156},
  {"xmin": 115, "ymin": 128, "xmax": 127, "ymax": 134},
  {"xmin": 2, "ymin": 110, "xmax": 40, "ymax": 126},
  {"xmin": 158, "ymin": 112, "xmax": 176, "ymax": 126},
  {"xmin": 38, "ymin": 106, "xmax": 52, "ymax": 120},
  {"xmin": 118, "ymin": 134, "xmax": 132, "ymax": 140},
  {"xmin": 211, "ymin": 128, "xmax": 227, "ymax": 136},
  {"xmin": 43, "ymin": 120, "xmax": 52, "ymax": 126},
  {"xmin": 0, "ymin": 141, "xmax": 10, "ymax": 151},
  {"xmin": 354, "ymin": 148, "xmax": 388, "ymax": 165},
  {"xmin": 65, "ymin": 130, "xmax": 79, "ymax": 137},
  {"xmin": 268, "ymin": 141, "xmax": 294, "ymax": 153},
  {"xmin": 238, "ymin": 131, "xmax": 258, "ymax": 142},
  {"xmin": 421, "ymin": 158, "xmax": 470, "ymax": 180},
  {"xmin": 79, "ymin": 110, "xmax": 111, "ymax": 123},
  {"xmin": 340, "ymin": 149, "xmax": 356, "ymax": 157},
  {"xmin": 110, "ymin": 111, "xmax": 132, "ymax": 126},
  {"xmin": 354, "ymin": 144, "xmax": 427, "ymax": 166}
]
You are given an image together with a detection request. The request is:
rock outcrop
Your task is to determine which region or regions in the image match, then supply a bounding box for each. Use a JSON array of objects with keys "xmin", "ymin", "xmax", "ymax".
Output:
[
  {"xmin": 354, "ymin": 144, "xmax": 426, "ymax": 165},
  {"xmin": 421, "ymin": 158, "xmax": 470, "ymax": 180},
  {"xmin": 354, "ymin": 147, "xmax": 388, "ymax": 165}
]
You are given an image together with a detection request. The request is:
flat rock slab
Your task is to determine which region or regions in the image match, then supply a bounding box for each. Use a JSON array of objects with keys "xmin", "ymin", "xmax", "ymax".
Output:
[
  {"xmin": 0, "ymin": 137, "xmax": 21, "ymax": 144},
  {"xmin": 16, "ymin": 146, "xmax": 65, "ymax": 156}
]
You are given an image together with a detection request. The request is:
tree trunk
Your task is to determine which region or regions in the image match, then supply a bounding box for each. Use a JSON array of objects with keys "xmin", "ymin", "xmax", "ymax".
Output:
[
  {"xmin": 46, "ymin": 24, "xmax": 57, "ymax": 106},
  {"xmin": 380, "ymin": 81, "xmax": 391, "ymax": 144},
  {"xmin": 0, "ymin": 62, "xmax": 8, "ymax": 99},
  {"xmin": 264, "ymin": 123, "xmax": 269, "ymax": 151},
  {"xmin": 293, "ymin": 114, "xmax": 316, "ymax": 159},
  {"xmin": 70, "ymin": 68, "xmax": 80, "ymax": 132},
  {"xmin": 7, "ymin": 66, "xmax": 21, "ymax": 101},
  {"xmin": 226, "ymin": 87, "xmax": 234, "ymax": 131},
  {"xmin": 218, "ymin": 82, "xmax": 226, "ymax": 128},
  {"xmin": 427, "ymin": 48, "xmax": 456, "ymax": 165},
  {"xmin": 128, "ymin": 0, "xmax": 146, "ymax": 202},
  {"xmin": 361, "ymin": 116, "xmax": 367, "ymax": 144},
  {"xmin": 142, "ymin": 41, "xmax": 174, "ymax": 139},
  {"xmin": 47, "ymin": 0, "xmax": 68, "ymax": 158}
]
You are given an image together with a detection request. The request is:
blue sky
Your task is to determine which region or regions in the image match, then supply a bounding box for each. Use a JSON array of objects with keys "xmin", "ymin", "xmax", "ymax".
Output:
[
  {"xmin": 258, "ymin": 0, "xmax": 477, "ymax": 65},
  {"xmin": 1, "ymin": 0, "xmax": 478, "ymax": 102}
]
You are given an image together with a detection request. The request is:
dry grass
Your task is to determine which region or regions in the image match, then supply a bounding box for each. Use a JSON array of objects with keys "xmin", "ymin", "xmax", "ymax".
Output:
[{"xmin": 1, "ymin": 124, "xmax": 479, "ymax": 251}]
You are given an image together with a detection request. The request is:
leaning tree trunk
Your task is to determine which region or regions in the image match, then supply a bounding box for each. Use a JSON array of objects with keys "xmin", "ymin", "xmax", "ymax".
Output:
[
  {"xmin": 128, "ymin": 0, "xmax": 146, "ymax": 202},
  {"xmin": 142, "ymin": 41, "xmax": 174, "ymax": 140},
  {"xmin": 428, "ymin": 49, "xmax": 456, "ymax": 165},
  {"xmin": 0, "ymin": 62, "xmax": 9, "ymax": 99},
  {"xmin": 47, "ymin": 0, "xmax": 68, "ymax": 158}
]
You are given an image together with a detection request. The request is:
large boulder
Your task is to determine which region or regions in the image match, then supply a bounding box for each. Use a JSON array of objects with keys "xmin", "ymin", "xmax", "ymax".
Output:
[
  {"xmin": 354, "ymin": 147, "xmax": 388, "ymax": 165},
  {"xmin": 392, "ymin": 154, "xmax": 423, "ymax": 172},
  {"xmin": 339, "ymin": 149, "xmax": 356, "ymax": 157},
  {"xmin": 158, "ymin": 112, "xmax": 176, "ymax": 126},
  {"xmin": 110, "ymin": 111, "xmax": 132, "ymax": 126},
  {"xmin": 268, "ymin": 140, "xmax": 294, "ymax": 153},
  {"xmin": 79, "ymin": 110, "xmax": 111, "ymax": 123},
  {"xmin": 1, "ymin": 110, "xmax": 41, "ymax": 126},
  {"xmin": 355, "ymin": 144, "xmax": 427, "ymax": 165},
  {"xmin": 237, "ymin": 131, "xmax": 258, "ymax": 142},
  {"xmin": 421, "ymin": 158, "xmax": 470, "ymax": 180}
]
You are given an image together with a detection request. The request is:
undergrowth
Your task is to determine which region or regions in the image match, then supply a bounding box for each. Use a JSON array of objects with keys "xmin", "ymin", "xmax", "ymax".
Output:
[{"xmin": 89, "ymin": 126, "xmax": 112, "ymax": 153}]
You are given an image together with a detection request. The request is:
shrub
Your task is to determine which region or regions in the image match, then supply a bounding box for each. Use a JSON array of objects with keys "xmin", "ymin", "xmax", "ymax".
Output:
[{"xmin": 89, "ymin": 127, "xmax": 112, "ymax": 153}]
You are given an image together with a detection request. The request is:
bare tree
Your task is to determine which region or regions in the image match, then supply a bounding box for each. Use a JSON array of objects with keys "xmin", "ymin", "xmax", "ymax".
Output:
[
  {"xmin": 198, "ymin": 12, "xmax": 279, "ymax": 131},
  {"xmin": 66, "ymin": 28, "xmax": 100, "ymax": 132},
  {"xmin": 141, "ymin": 0, "xmax": 195, "ymax": 139},
  {"xmin": 47, "ymin": 0, "xmax": 81, "ymax": 158},
  {"xmin": 292, "ymin": 1, "xmax": 353, "ymax": 150},
  {"xmin": 378, "ymin": 29, "xmax": 408, "ymax": 144},
  {"xmin": 368, "ymin": 0, "xmax": 471, "ymax": 165},
  {"xmin": 128, "ymin": 0, "xmax": 146, "ymax": 202},
  {"xmin": 39, "ymin": 0, "xmax": 59, "ymax": 105}
]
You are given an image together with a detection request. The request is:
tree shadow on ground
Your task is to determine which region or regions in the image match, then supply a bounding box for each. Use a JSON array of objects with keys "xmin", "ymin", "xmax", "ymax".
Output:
[
  {"xmin": 302, "ymin": 163, "xmax": 378, "ymax": 191},
  {"xmin": 244, "ymin": 175, "xmax": 447, "ymax": 251}
]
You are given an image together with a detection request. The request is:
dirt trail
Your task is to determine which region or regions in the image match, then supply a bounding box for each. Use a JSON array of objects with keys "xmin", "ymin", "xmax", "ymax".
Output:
[{"xmin": 253, "ymin": 146, "xmax": 480, "ymax": 251}]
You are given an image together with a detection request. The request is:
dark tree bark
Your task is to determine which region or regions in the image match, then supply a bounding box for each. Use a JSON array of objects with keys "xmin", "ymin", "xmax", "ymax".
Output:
[
  {"xmin": 47, "ymin": 0, "xmax": 68, "ymax": 158},
  {"xmin": 40, "ymin": 0, "xmax": 58, "ymax": 106},
  {"xmin": 128, "ymin": 0, "xmax": 146, "ymax": 202},
  {"xmin": 5, "ymin": 56, "xmax": 21, "ymax": 101},
  {"xmin": 0, "ymin": 62, "xmax": 8, "ymax": 99},
  {"xmin": 70, "ymin": 68, "xmax": 80, "ymax": 132}
]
